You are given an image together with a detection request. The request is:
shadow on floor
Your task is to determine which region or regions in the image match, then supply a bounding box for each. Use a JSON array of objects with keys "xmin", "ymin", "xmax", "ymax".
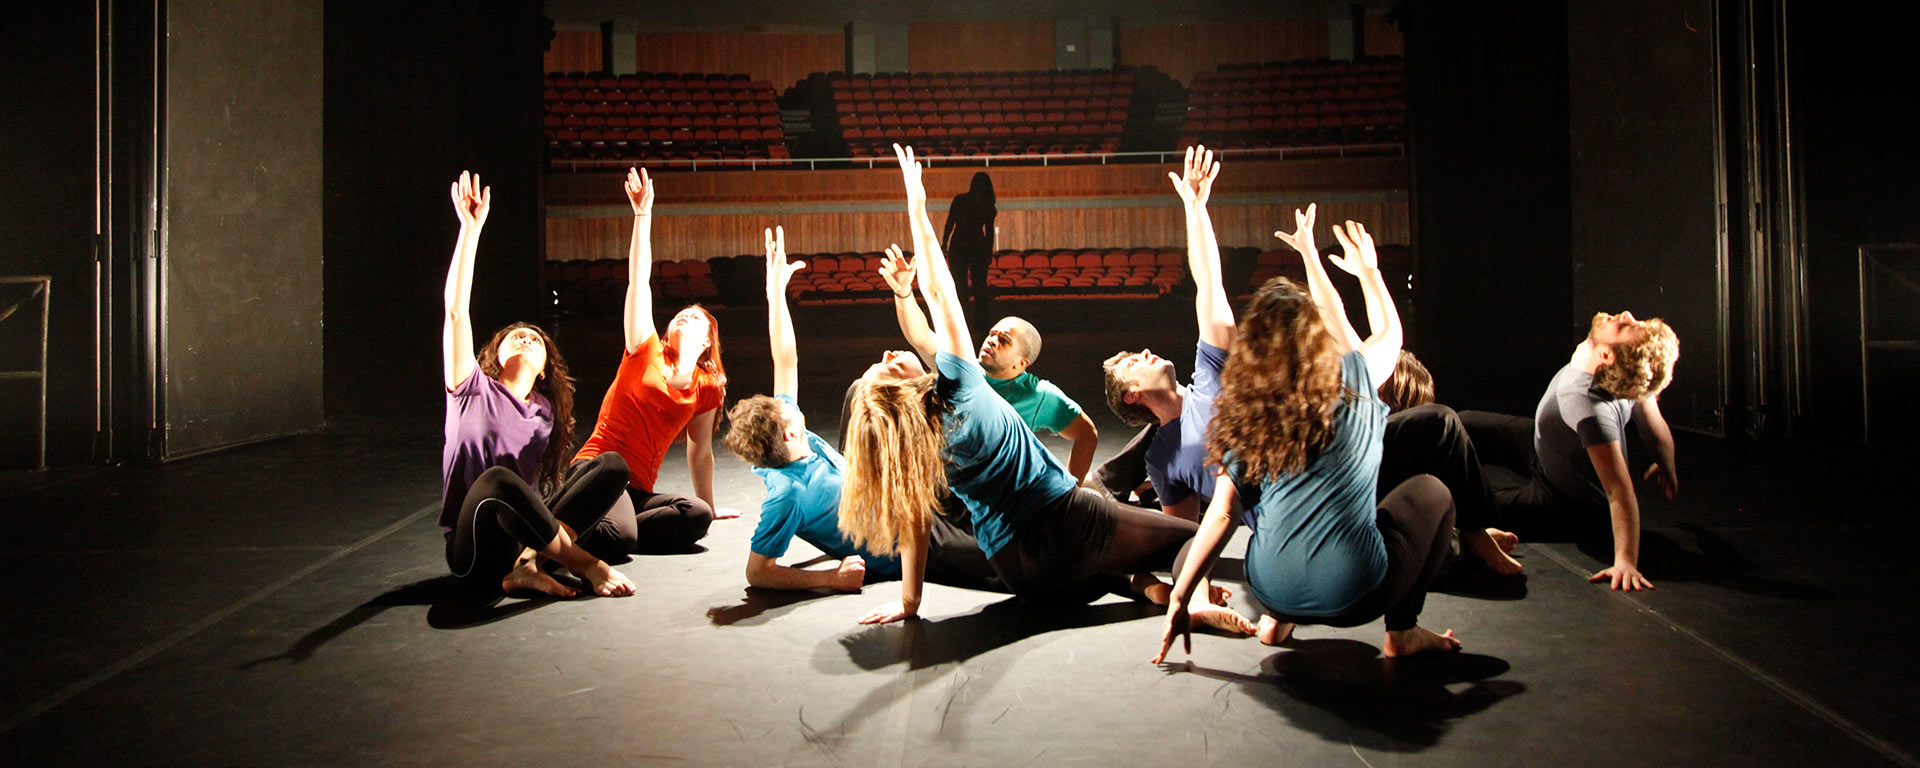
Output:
[
  {"xmin": 1573, "ymin": 525, "xmax": 1839, "ymax": 601},
  {"xmin": 238, "ymin": 576, "xmax": 559, "ymax": 670},
  {"xmin": 1165, "ymin": 638, "xmax": 1523, "ymax": 752},
  {"xmin": 706, "ymin": 587, "xmax": 839, "ymax": 627}
]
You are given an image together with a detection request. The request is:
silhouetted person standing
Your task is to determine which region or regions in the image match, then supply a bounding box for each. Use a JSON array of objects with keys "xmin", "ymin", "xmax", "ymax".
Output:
[{"xmin": 941, "ymin": 171, "xmax": 996, "ymax": 330}]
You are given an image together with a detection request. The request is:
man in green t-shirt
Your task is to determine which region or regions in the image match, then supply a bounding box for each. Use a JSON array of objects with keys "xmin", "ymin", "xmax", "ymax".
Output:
[{"xmin": 977, "ymin": 316, "xmax": 1101, "ymax": 482}]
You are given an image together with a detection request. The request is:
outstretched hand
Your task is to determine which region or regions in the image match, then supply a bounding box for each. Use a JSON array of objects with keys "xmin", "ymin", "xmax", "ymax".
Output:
[
  {"xmin": 450, "ymin": 170, "xmax": 491, "ymax": 229},
  {"xmin": 1272, "ymin": 203, "xmax": 1317, "ymax": 259},
  {"xmin": 858, "ymin": 601, "xmax": 917, "ymax": 625},
  {"xmin": 1328, "ymin": 219, "xmax": 1378, "ymax": 276},
  {"xmin": 1151, "ymin": 599, "xmax": 1194, "ymax": 664},
  {"xmin": 1167, "ymin": 144, "xmax": 1221, "ymax": 207},
  {"xmin": 624, "ymin": 167, "xmax": 655, "ymax": 216},
  {"xmin": 879, "ymin": 244, "xmax": 915, "ymax": 297},
  {"xmin": 1590, "ymin": 561, "xmax": 1655, "ymax": 591},
  {"xmin": 765, "ymin": 225, "xmax": 804, "ymax": 297},
  {"xmin": 892, "ymin": 143, "xmax": 927, "ymax": 204}
]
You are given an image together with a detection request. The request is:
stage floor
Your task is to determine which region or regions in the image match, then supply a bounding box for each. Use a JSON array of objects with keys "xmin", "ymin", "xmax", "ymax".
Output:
[{"xmin": 3, "ymin": 298, "xmax": 1915, "ymax": 766}]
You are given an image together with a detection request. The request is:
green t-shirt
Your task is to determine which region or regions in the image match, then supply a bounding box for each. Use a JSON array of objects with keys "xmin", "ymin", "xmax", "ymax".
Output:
[{"xmin": 984, "ymin": 371, "xmax": 1084, "ymax": 435}]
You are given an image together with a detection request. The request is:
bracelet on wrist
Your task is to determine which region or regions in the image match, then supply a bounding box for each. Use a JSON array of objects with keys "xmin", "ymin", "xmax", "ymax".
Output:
[{"xmin": 893, "ymin": 290, "xmax": 911, "ymax": 299}]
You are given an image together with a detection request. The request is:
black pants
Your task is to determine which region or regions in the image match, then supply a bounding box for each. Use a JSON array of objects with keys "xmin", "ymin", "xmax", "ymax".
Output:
[
  {"xmin": 924, "ymin": 508, "xmax": 1004, "ymax": 592},
  {"xmin": 1090, "ymin": 422, "xmax": 1159, "ymax": 504},
  {"xmin": 622, "ymin": 487, "xmax": 715, "ymax": 553},
  {"xmin": 1457, "ymin": 410, "xmax": 1597, "ymax": 536},
  {"xmin": 445, "ymin": 452, "xmax": 633, "ymax": 589},
  {"xmin": 949, "ymin": 251, "xmax": 992, "ymax": 329},
  {"xmin": 1380, "ymin": 404, "xmax": 1496, "ymax": 535},
  {"xmin": 987, "ymin": 487, "xmax": 1198, "ymax": 604},
  {"xmin": 1266, "ymin": 475, "xmax": 1456, "ymax": 632}
]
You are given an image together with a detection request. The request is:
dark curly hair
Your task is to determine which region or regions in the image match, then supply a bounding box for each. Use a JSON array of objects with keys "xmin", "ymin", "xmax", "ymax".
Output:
[
  {"xmin": 1101, "ymin": 351, "xmax": 1159, "ymax": 427},
  {"xmin": 1206, "ymin": 278, "xmax": 1353, "ymax": 482},
  {"xmin": 477, "ymin": 322, "xmax": 574, "ymax": 494}
]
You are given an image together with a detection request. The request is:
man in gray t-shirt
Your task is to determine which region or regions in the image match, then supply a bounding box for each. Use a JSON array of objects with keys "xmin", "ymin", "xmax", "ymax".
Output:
[{"xmin": 1461, "ymin": 311, "xmax": 1681, "ymax": 591}]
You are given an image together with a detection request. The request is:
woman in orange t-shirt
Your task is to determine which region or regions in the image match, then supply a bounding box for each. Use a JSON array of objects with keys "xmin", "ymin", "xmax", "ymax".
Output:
[{"xmin": 572, "ymin": 167, "xmax": 738, "ymax": 552}]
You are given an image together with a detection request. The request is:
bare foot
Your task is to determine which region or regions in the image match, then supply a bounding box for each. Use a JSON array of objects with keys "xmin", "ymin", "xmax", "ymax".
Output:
[
  {"xmin": 1465, "ymin": 528, "xmax": 1524, "ymax": 575},
  {"xmin": 1189, "ymin": 606, "xmax": 1256, "ymax": 636},
  {"xmin": 1256, "ymin": 614, "xmax": 1294, "ymax": 646},
  {"xmin": 1207, "ymin": 582, "xmax": 1234, "ymax": 606},
  {"xmin": 1487, "ymin": 527, "xmax": 1519, "ymax": 552},
  {"xmin": 1383, "ymin": 626, "xmax": 1461, "ymax": 657},
  {"xmin": 576, "ymin": 560, "xmax": 635, "ymax": 597},
  {"xmin": 502, "ymin": 558, "xmax": 578, "ymax": 598},
  {"xmin": 1133, "ymin": 573, "xmax": 1172, "ymax": 605}
]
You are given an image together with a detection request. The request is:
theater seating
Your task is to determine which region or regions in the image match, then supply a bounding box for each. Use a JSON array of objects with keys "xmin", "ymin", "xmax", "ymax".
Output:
[
  {"xmin": 547, "ymin": 257, "xmax": 720, "ymax": 316},
  {"xmin": 828, "ymin": 69, "xmax": 1136, "ymax": 159},
  {"xmin": 1178, "ymin": 57, "xmax": 1406, "ymax": 155},
  {"xmin": 784, "ymin": 246, "xmax": 1184, "ymax": 304},
  {"xmin": 544, "ymin": 71, "xmax": 791, "ymax": 169}
]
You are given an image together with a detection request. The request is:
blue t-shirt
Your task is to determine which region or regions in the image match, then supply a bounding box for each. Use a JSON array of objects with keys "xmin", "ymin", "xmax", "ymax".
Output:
[
  {"xmin": 1235, "ymin": 350, "xmax": 1390, "ymax": 618},
  {"xmin": 1144, "ymin": 341, "xmax": 1228, "ymax": 507},
  {"xmin": 936, "ymin": 352, "xmax": 1080, "ymax": 558},
  {"xmin": 747, "ymin": 396, "xmax": 901, "ymax": 577}
]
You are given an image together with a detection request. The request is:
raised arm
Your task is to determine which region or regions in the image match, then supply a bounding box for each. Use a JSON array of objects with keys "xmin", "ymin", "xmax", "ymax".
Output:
[
  {"xmin": 442, "ymin": 171, "xmax": 490, "ymax": 391},
  {"xmin": 1634, "ymin": 396, "xmax": 1679, "ymax": 500},
  {"xmin": 1329, "ymin": 221, "xmax": 1403, "ymax": 386},
  {"xmin": 622, "ymin": 167, "xmax": 658, "ymax": 354},
  {"xmin": 893, "ymin": 144, "xmax": 972, "ymax": 358},
  {"xmin": 878, "ymin": 245, "xmax": 938, "ymax": 362},
  {"xmin": 1169, "ymin": 146, "xmax": 1233, "ymax": 349},
  {"xmin": 1273, "ymin": 204, "xmax": 1362, "ymax": 353},
  {"xmin": 765, "ymin": 226, "xmax": 805, "ymax": 400}
]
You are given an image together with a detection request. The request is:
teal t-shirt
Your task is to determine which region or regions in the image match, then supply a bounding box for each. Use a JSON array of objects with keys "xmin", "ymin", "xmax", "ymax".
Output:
[
  {"xmin": 1235, "ymin": 350, "xmax": 1389, "ymax": 618},
  {"xmin": 985, "ymin": 371, "xmax": 1084, "ymax": 434},
  {"xmin": 936, "ymin": 352, "xmax": 1079, "ymax": 558},
  {"xmin": 747, "ymin": 396, "xmax": 901, "ymax": 577}
]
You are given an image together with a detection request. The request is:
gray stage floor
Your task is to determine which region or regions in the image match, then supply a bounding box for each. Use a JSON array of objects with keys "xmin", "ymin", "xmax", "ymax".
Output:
[{"xmin": 2, "ymin": 298, "xmax": 1915, "ymax": 766}]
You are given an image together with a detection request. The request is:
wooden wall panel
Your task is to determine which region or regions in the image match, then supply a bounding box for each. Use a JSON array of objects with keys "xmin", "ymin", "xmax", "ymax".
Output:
[
  {"xmin": 548, "ymin": 201, "xmax": 1409, "ymax": 263},
  {"xmin": 907, "ymin": 21, "xmax": 1055, "ymax": 73},
  {"xmin": 545, "ymin": 29, "xmax": 602, "ymax": 73},
  {"xmin": 632, "ymin": 31, "xmax": 841, "ymax": 90},
  {"xmin": 1118, "ymin": 20, "xmax": 1329, "ymax": 83},
  {"xmin": 1365, "ymin": 13, "xmax": 1405, "ymax": 57}
]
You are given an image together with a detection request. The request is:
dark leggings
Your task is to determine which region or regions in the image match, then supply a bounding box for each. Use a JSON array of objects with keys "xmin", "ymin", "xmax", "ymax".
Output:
[
  {"xmin": 1380, "ymin": 404, "xmax": 1496, "ymax": 533},
  {"xmin": 1457, "ymin": 410, "xmax": 1577, "ymax": 530},
  {"xmin": 1090, "ymin": 422, "xmax": 1159, "ymax": 503},
  {"xmin": 924, "ymin": 509, "xmax": 1004, "ymax": 592},
  {"xmin": 623, "ymin": 486, "xmax": 715, "ymax": 553},
  {"xmin": 987, "ymin": 487, "xmax": 1198, "ymax": 604},
  {"xmin": 1267, "ymin": 475, "xmax": 1456, "ymax": 632},
  {"xmin": 445, "ymin": 452, "xmax": 634, "ymax": 589}
]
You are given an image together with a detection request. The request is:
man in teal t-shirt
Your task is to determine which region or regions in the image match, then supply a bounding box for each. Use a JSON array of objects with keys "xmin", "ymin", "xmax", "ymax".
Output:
[{"xmin": 978, "ymin": 316, "xmax": 1101, "ymax": 481}]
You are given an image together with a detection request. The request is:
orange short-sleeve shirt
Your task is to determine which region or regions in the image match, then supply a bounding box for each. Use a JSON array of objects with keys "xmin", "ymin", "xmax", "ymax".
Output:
[{"xmin": 574, "ymin": 333, "xmax": 725, "ymax": 490}]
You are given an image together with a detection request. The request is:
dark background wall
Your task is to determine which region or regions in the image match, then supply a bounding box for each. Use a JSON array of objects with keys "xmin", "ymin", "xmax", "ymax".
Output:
[
  {"xmin": 162, "ymin": 0, "xmax": 325, "ymax": 456},
  {"xmin": 323, "ymin": 0, "xmax": 550, "ymax": 418},
  {"xmin": 1401, "ymin": 0, "xmax": 1573, "ymax": 414},
  {"xmin": 0, "ymin": 5, "xmax": 100, "ymax": 466},
  {"xmin": 1566, "ymin": 0, "xmax": 1726, "ymax": 435}
]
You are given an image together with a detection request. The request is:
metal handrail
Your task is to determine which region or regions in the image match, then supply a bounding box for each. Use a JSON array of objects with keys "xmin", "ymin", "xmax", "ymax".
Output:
[
  {"xmin": 549, "ymin": 143, "xmax": 1407, "ymax": 173},
  {"xmin": 0, "ymin": 275, "xmax": 50, "ymax": 470}
]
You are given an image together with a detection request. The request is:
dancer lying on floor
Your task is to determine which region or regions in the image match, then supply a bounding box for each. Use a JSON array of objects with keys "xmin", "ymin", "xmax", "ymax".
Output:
[
  {"xmin": 838, "ymin": 144, "xmax": 1251, "ymax": 631},
  {"xmin": 572, "ymin": 167, "xmax": 738, "ymax": 554},
  {"xmin": 723, "ymin": 227, "xmax": 999, "ymax": 593},
  {"xmin": 1460, "ymin": 312, "xmax": 1679, "ymax": 591},
  {"xmin": 439, "ymin": 171, "xmax": 635, "ymax": 598},
  {"xmin": 1093, "ymin": 146, "xmax": 1237, "ymax": 524},
  {"xmin": 1155, "ymin": 220, "xmax": 1462, "ymax": 663},
  {"xmin": 1272, "ymin": 204, "xmax": 1523, "ymax": 575}
]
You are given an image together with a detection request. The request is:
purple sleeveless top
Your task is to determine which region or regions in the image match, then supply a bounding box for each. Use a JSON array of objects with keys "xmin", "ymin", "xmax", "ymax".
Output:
[{"xmin": 440, "ymin": 368, "xmax": 553, "ymax": 532}]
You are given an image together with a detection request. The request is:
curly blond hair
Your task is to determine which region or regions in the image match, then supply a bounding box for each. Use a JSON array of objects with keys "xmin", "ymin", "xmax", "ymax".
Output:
[
  {"xmin": 723, "ymin": 395, "xmax": 790, "ymax": 468},
  {"xmin": 1596, "ymin": 318, "xmax": 1679, "ymax": 401},
  {"xmin": 1207, "ymin": 278, "xmax": 1353, "ymax": 482},
  {"xmin": 839, "ymin": 374, "xmax": 947, "ymax": 555}
]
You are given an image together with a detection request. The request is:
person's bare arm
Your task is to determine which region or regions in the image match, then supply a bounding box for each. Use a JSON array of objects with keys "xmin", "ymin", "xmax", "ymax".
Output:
[
  {"xmin": 1153, "ymin": 476, "xmax": 1240, "ymax": 663},
  {"xmin": 1058, "ymin": 412, "xmax": 1100, "ymax": 482},
  {"xmin": 622, "ymin": 167, "xmax": 658, "ymax": 354},
  {"xmin": 765, "ymin": 226, "xmax": 805, "ymax": 400},
  {"xmin": 1330, "ymin": 221, "xmax": 1403, "ymax": 386},
  {"xmin": 859, "ymin": 520, "xmax": 927, "ymax": 624},
  {"xmin": 746, "ymin": 552, "xmax": 866, "ymax": 592},
  {"xmin": 1587, "ymin": 441, "xmax": 1653, "ymax": 591},
  {"xmin": 1272, "ymin": 204, "xmax": 1360, "ymax": 353},
  {"xmin": 1634, "ymin": 397, "xmax": 1679, "ymax": 500},
  {"xmin": 878, "ymin": 245, "xmax": 938, "ymax": 362},
  {"xmin": 684, "ymin": 408, "xmax": 738, "ymax": 519},
  {"xmin": 893, "ymin": 144, "xmax": 972, "ymax": 359},
  {"xmin": 1168, "ymin": 146, "xmax": 1234, "ymax": 350},
  {"xmin": 443, "ymin": 171, "xmax": 489, "ymax": 391}
]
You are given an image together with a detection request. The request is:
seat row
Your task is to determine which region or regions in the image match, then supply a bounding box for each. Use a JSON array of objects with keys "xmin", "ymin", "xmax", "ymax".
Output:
[
  {"xmin": 549, "ymin": 114, "xmax": 784, "ymax": 130},
  {"xmin": 828, "ymin": 69, "xmax": 1135, "ymax": 90},
  {"xmin": 549, "ymin": 71, "xmax": 771, "ymax": 91},
  {"xmin": 836, "ymin": 97, "xmax": 1128, "ymax": 116},
  {"xmin": 549, "ymin": 99, "xmax": 779, "ymax": 117}
]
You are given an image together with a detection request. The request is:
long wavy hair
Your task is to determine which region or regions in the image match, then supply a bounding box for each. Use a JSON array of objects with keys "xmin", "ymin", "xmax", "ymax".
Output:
[
  {"xmin": 839, "ymin": 374, "xmax": 947, "ymax": 555},
  {"xmin": 477, "ymin": 321, "xmax": 574, "ymax": 494},
  {"xmin": 1207, "ymin": 278, "xmax": 1352, "ymax": 482},
  {"xmin": 664, "ymin": 303, "xmax": 728, "ymax": 390}
]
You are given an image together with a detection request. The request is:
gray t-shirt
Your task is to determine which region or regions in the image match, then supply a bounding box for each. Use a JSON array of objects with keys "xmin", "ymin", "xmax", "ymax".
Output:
[{"xmin": 1533, "ymin": 363, "xmax": 1635, "ymax": 508}]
